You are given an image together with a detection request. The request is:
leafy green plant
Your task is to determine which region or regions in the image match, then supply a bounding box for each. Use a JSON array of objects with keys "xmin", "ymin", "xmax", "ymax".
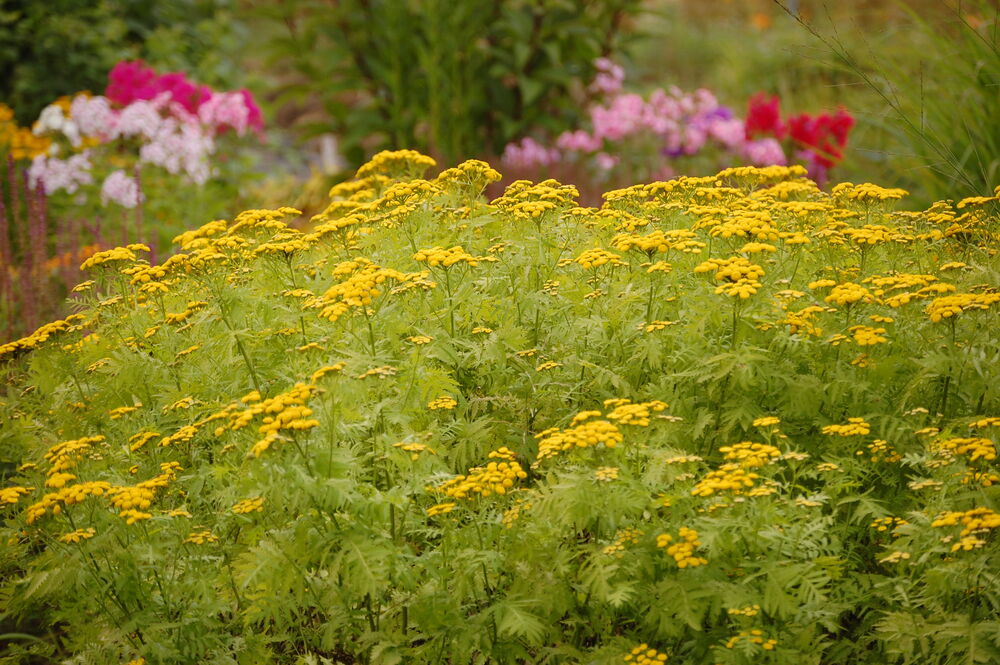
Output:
[
  {"xmin": 0, "ymin": 152, "xmax": 999, "ymax": 664},
  {"xmin": 258, "ymin": 0, "xmax": 643, "ymax": 164},
  {"xmin": 778, "ymin": 1, "xmax": 1000, "ymax": 205}
]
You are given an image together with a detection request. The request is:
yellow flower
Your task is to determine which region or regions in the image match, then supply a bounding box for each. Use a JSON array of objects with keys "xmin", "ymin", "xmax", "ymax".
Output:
[
  {"xmin": 233, "ymin": 497, "xmax": 265, "ymax": 514},
  {"xmin": 426, "ymin": 502, "xmax": 456, "ymax": 516},
  {"xmin": 594, "ymin": 466, "xmax": 619, "ymax": 481},
  {"xmin": 427, "ymin": 396, "xmax": 457, "ymax": 410},
  {"xmin": 59, "ymin": 527, "xmax": 96, "ymax": 544},
  {"xmin": 822, "ymin": 418, "xmax": 870, "ymax": 436}
]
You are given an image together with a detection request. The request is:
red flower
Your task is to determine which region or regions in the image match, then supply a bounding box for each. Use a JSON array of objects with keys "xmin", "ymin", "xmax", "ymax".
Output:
[
  {"xmin": 787, "ymin": 108, "xmax": 854, "ymax": 167},
  {"xmin": 745, "ymin": 92, "xmax": 785, "ymax": 140}
]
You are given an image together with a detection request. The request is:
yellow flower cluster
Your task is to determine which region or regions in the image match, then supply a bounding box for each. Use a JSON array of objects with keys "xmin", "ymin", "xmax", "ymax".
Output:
[
  {"xmin": 933, "ymin": 437, "xmax": 996, "ymax": 462},
  {"xmin": 822, "ymin": 418, "xmax": 870, "ymax": 436},
  {"xmin": 823, "ymin": 282, "xmax": 875, "ymax": 307},
  {"xmin": 355, "ymin": 149, "xmax": 436, "ymax": 180},
  {"xmin": 849, "ymin": 325, "xmax": 888, "ymax": 346},
  {"xmin": 413, "ymin": 246, "xmax": 484, "ymax": 268},
  {"xmin": 832, "ymin": 182, "xmax": 908, "ymax": 202},
  {"xmin": 603, "ymin": 399, "xmax": 668, "ymax": 426},
  {"xmin": 724, "ymin": 630, "xmax": 778, "ymax": 651},
  {"xmin": 594, "ymin": 466, "xmax": 620, "ymax": 482},
  {"xmin": 727, "ymin": 604, "xmax": 761, "ymax": 617},
  {"xmin": 26, "ymin": 481, "xmax": 113, "ymax": 523},
  {"xmin": 59, "ymin": 527, "xmax": 97, "ymax": 544},
  {"xmin": 313, "ymin": 259, "xmax": 429, "ymax": 323},
  {"xmin": 232, "ymin": 497, "xmax": 265, "ymax": 514},
  {"xmin": 573, "ymin": 248, "xmax": 626, "ymax": 269},
  {"xmin": 80, "ymin": 244, "xmax": 149, "ymax": 271},
  {"xmin": 215, "ymin": 383, "xmax": 320, "ymax": 457},
  {"xmin": 870, "ymin": 516, "xmax": 908, "ymax": 534},
  {"xmin": 623, "ymin": 644, "xmax": 668, "ymax": 664},
  {"xmin": 656, "ymin": 527, "xmax": 708, "ymax": 568},
  {"xmin": 393, "ymin": 442, "xmax": 436, "ymax": 461},
  {"xmin": 0, "ymin": 313, "xmax": 86, "ymax": 360},
  {"xmin": 426, "ymin": 502, "xmax": 456, "ymax": 516},
  {"xmin": 925, "ymin": 292, "xmax": 1000, "ymax": 322},
  {"xmin": 434, "ymin": 448, "xmax": 529, "ymax": 499},
  {"xmin": 860, "ymin": 439, "xmax": 901, "ymax": 463},
  {"xmin": 603, "ymin": 527, "xmax": 643, "ymax": 556},
  {"xmin": 184, "ymin": 529, "xmax": 219, "ymax": 545},
  {"xmin": 719, "ymin": 442, "xmax": 781, "ymax": 468},
  {"xmin": 691, "ymin": 464, "xmax": 760, "ymax": 497},
  {"xmin": 931, "ymin": 507, "xmax": 1000, "ymax": 537},
  {"xmin": 1, "ymin": 486, "xmax": 32, "ymax": 505},
  {"xmin": 501, "ymin": 497, "xmax": 533, "ymax": 528},
  {"xmin": 534, "ymin": 417, "xmax": 624, "ymax": 465},
  {"xmin": 427, "ymin": 396, "xmax": 457, "ymax": 410}
]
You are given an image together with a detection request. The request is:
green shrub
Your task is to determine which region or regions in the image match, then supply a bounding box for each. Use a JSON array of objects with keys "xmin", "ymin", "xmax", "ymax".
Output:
[
  {"xmin": 258, "ymin": 0, "xmax": 643, "ymax": 164},
  {"xmin": 1, "ymin": 151, "xmax": 999, "ymax": 664}
]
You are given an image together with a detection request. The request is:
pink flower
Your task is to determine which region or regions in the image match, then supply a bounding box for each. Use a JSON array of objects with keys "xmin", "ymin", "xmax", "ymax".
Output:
[
  {"xmin": 70, "ymin": 95, "xmax": 115, "ymax": 140},
  {"xmin": 743, "ymin": 138, "xmax": 787, "ymax": 166},
  {"xmin": 556, "ymin": 130, "xmax": 602, "ymax": 152},
  {"xmin": 589, "ymin": 58, "xmax": 625, "ymax": 97},
  {"xmin": 594, "ymin": 152, "xmax": 619, "ymax": 171},
  {"xmin": 501, "ymin": 137, "xmax": 561, "ymax": 170},
  {"xmin": 101, "ymin": 170, "xmax": 143, "ymax": 208},
  {"xmin": 28, "ymin": 152, "xmax": 94, "ymax": 195}
]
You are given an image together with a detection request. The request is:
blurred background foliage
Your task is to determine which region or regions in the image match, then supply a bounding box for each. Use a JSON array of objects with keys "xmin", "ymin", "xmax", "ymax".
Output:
[
  {"xmin": 1, "ymin": 0, "xmax": 998, "ymax": 210},
  {"xmin": 252, "ymin": 0, "xmax": 643, "ymax": 165},
  {"xmin": 0, "ymin": 0, "xmax": 251, "ymax": 124}
]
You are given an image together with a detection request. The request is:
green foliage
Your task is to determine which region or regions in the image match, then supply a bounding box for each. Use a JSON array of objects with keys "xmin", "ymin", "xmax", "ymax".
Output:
[
  {"xmin": 0, "ymin": 0, "xmax": 246, "ymax": 123},
  {"xmin": 257, "ymin": 0, "xmax": 643, "ymax": 164},
  {"xmin": 0, "ymin": 153, "xmax": 999, "ymax": 663},
  {"xmin": 780, "ymin": 2, "xmax": 1000, "ymax": 206}
]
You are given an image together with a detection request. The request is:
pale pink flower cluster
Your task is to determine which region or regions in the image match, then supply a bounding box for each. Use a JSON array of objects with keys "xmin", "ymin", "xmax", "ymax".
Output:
[
  {"xmin": 29, "ymin": 70, "xmax": 262, "ymax": 206},
  {"xmin": 501, "ymin": 137, "xmax": 561, "ymax": 170},
  {"xmin": 503, "ymin": 60, "xmax": 789, "ymax": 176},
  {"xmin": 100, "ymin": 169, "xmax": 143, "ymax": 208},
  {"xmin": 28, "ymin": 152, "xmax": 94, "ymax": 194}
]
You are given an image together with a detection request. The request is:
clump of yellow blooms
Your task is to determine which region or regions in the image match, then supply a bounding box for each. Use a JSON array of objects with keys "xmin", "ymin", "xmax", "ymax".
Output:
[
  {"xmin": 59, "ymin": 527, "xmax": 97, "ymax": 544},
  {"xmin": 832, "ymin": 182, "xmax": 908, "ymax": 202},
  {"xmin": 931, "ymin": 507, "xmax": 1000, "ymax": 537},
  {"xmin": 393, "ymin": 442, "xmax": 436, "ymax": 461},
  {"xmin": 719, "ymin": 442, "xmax": 781, "ymax": 467},
  {"xmin": 724, "ymin": 630, "xmax": 778, "ymax": 651},
  {"xmin": 26, "ymin": 481, "xmax": 113, "ymax": 523},
  {"xmin": 623, "ymin": 644, "xmax": 668, "ymax": 664},
  {"xmin": 534, "ymin": 415, "xmax": 624, "ymax": 465},
  {"xmin": 232, "ymin": 497, "xmax": 265, "ymax": 514},
  {"xmin": 823, "ymin": 282, "xmax": 875, "ymax": 307},
  {"xmin": 727, "ymin": 604, "xmax": 761, "ymax": 617},
  {"xmin": 427, "ymin": 396, "xmax": 457, "ymax": 410},
  {"xmin": 355, "ymin": 149, "xmax": 436, "ymax": 180},
  {"xmin": 858, "ymin": 439, "xmax": 901, "ymax": 463},
  {"xmin": 870, "ymin": 516, "xmax": 908, "ymax": 534},
  {"xmin": 0, "ymin": 313, "xmax": 86, "ymax": 360},
  {"xmin": 595, "ymin": 466, "xmax": 620, "ymax": 482},
  {"xmin": 932, "ymin": 437, "xmax": 996, "ymax": 463},
  {"xmin": 412, "ymin": 245, "xmax": 485, "ymax": 268},
  {"xmin": 822, "ymin": 418, "xmax": 871, "ymax": 436},
  {"xmin": 426, "ymin": 502, "xmax": 456, "ymax": 516},
  {"xmin": 184, "ymin": 529, "xmax": 219, "ymax": 545},
  {"xmin": 433, "ymin": 447, "xmax": 528, "ymax": 499},
  {"xmin": 310, "ymin": 258, "xmax": 431, "ymax": 323},
  {"xmin": 691, "ymin": 465, "xmax": 760, "ymax": 497},
  {"xmin": 215, "ymin": 382, "xmax": 320, "ymax": 457},
  {"xmin": 572, "ymin": 247, "xmax": 626, "ymax": 269},
  {"xmin": 849, "ymin": 325, "xmax": 888, "ymax": 346},
  {"xmin": 604, "ymin": 399, "xmax": 668, "ymax": 426},
  {"xmin": 603, "ymin": 527, "xmax": 643, "ymax": 556},
  {"xmin": 925, "ymin": 292, "xmax": 1000, "ymax": 322},
  {"xmin": 657, "ymin": 527, "xmax": 708, "ymax": 568}
]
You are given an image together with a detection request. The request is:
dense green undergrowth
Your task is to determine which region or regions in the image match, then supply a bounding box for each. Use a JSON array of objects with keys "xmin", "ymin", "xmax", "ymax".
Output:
[{"xmin": 1, "ymin": 151, "xmax": 999, "ymax": 664}]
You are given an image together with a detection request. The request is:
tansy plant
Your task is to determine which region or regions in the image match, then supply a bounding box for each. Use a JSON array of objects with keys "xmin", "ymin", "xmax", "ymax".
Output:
[{"xmin": 0, "ymin": 151, "xmax": 999, "ymax": 664}]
